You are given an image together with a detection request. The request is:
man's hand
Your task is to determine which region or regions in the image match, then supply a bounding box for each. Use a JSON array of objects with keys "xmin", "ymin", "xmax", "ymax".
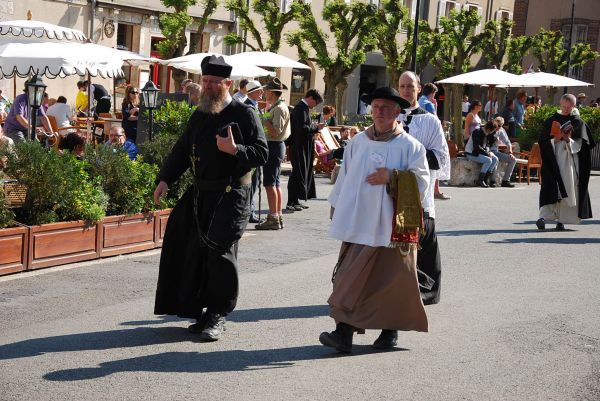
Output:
[
  {"xmin": 366, "ymin": 168, "xmax": 391, "ymax": 186},
  {"xmin": 153, "ymin": 181, "xmax": 168, "ymax": 205},
  {"xmin": 216, "ymin": 125, "xmax": 238, "ymax": 155}
]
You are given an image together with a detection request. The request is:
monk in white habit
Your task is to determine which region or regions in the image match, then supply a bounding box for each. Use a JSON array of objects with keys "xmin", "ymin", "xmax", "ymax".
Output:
[
  {"xmin": 320, "ymin": 87, "xmax": 430, "ymax": 353},
  {"xmin": 536, "ymin": 93, "xmax": 595, "ymax": 231}
]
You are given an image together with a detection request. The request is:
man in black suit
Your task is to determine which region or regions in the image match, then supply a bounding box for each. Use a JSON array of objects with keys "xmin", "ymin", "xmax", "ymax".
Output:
[
  {"xmin": 242, "ymin": 80, "xmax": 265, "ymax": 223},
  {"xmin": 286, "ymin": 89, "xmax": 323, "ymax": 212}
]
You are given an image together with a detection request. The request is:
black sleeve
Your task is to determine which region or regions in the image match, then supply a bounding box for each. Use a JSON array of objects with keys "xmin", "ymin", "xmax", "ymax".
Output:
[
  {"xmin": 291, "ymin": 104, "xmax": 317, "ymax": 140},
  {"xmin": 331, "ymin": 147, "xmax": 345, "ymax": 160},
  {"xmin": 426, "ymin": 150, "xmax": 440, "ymax": 170}
]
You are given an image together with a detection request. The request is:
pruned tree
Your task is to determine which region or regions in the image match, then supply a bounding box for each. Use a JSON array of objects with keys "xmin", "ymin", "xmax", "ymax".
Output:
[
  {"xmin": 505, "ymin": 35, "xmax": 533, "ymax": 74},
  {"xmin": 224, "ymin": 0, "xmax": 301, "ymax": 52},
  {"xmin": 531, "ymin": 28, "xmax": 599, "ymax": 101},
  {"xmin": 156, "ymin": 0, "xmax": 217, "ymax": 89},
  {"xmin": 419, "ymin": 8, "xmax": 494, "ymax": 144},
  {"xmin": 372, "ymin": 0, "xmax": 411, "ymax": 85},
  {"xmin": 286, "ymin": 0, "xmax": 378, "ymax": 116},
  {"xmin": 188, "ymin": 0, "xmax": 218, "ymax": 54}
]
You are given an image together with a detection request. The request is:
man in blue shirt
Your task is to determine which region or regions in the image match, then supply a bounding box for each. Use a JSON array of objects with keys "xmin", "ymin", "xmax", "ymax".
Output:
[
  {"xmin": 514, "ymin": 89, "xmax": 527, "ymax": 137},
  {"xmin": 3, "ymin": 90, "xmax": 52, "ymax": 142},
  {"xmin": 108, "ymin": 126, "xmax": 137, "ymax": 160},
  {"xmin": 418, "ymin": 83, "xmax": 438, "ymax": 115}
]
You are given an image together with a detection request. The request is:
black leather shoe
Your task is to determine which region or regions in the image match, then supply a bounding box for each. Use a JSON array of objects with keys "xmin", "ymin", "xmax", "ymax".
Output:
[
  {"xmin": 199, "ymin": 313, "xmax": 226, "ymax": 342},
  {"xmin": 501, "ymin": 180, "xmax": 515, "ymax": 188},
  {"xmin": 536, "ymin": 218, "xmax": 545, "ymax": 230},
  {"xmin": 188, "ymin": 315, "xmax": 207, "ymax": 334},
  {"xmin": 297, "ymin": 202, "xmax": 309, "ymax": 209},
  {"xmin": 556, "ymin": 222, "xmax": 565, "ymax": 231},
  {"xmin": 372, "ymin": 330, "xmax": 398, "ymax": 349},
  {"xmin": 319, "ymin": 323, "xmax": 353, "ymax": 353}
]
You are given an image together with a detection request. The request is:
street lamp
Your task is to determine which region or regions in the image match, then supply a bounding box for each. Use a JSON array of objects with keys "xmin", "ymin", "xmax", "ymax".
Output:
[
  {"xmin": 141, "ymin": 80, "xmax": 159, "ymax": 142},
  {"xmin": 25, "ymin": 73, "xmax": 47, "ymax": 140}
]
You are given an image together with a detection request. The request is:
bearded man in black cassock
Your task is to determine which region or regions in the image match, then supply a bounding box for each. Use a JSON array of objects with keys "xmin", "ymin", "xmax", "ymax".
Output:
[
  {"xmin": 286, "ymin": 89, "xmax": 323, "ymax": 212},
  {"xmin": 536, "ymin": 93, "xmax": 595, "ymax": 231},
  {"xmin": 153, "ymin": 55, "xmax": 268, "ymax": 341}
]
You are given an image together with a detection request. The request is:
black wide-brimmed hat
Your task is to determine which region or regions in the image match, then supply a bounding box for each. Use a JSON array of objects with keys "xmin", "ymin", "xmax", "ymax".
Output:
[
  {"xmin": 201, "ymin": 55, "xmax": 232, "ymax": 78},
  {"xmin": 361, "ymin": 86, "xmax": 410, "ymax": 109},
  {"xmin": 264, "ymin": 77, "xmax": 288, "ymax": 92}
]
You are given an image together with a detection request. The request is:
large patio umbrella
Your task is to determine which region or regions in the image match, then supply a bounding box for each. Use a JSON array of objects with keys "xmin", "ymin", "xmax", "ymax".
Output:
[
  {"xmin": 436, "ymin": 68, "xmax": 520, "ymax": 86},
  {"xmin": 164, "ymin": 53, "xmax": 276, "ymax": 80},
  {"xmin": 0, "ymin": 19, "xmax": 87, "ymax": 42},
  {"xmin": 226, "ymin": 51, "xmax": 311, "ymax": 70},
  {"xmin": 510, "ymin": 71, "xmax": 593, "ymax": 88}
]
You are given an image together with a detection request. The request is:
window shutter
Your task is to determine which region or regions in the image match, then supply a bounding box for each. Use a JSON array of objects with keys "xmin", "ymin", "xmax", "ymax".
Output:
[
  {"xmin": 476, "ymin": 6, "xmax": 483, "ymax": 34},
  {"xmin": 437, "ymin": 0, "xmax": 447, "ymax": 29}
]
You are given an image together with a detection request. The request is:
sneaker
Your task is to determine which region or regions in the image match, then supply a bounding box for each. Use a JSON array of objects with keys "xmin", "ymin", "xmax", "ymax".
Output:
[
  {"xmin": 536, "ymin": 218, "xmax": 545, "ymax": 230},
  {"xmin": 501, "ymin": 180, "xmax": 515, "ymax": 188},
  {"xmin": 279, "ymin": 216, "xmax": 284, "ymax": 229},
  {"xmin": 248, "ymin": 214, "xmax": 262, "ymax": 223},
  {"xmin": 255, "ymin": 215, "xmax": 281, "ymax": 230},
  {"xmin": 199, "ymin": 313, "xmax": 226, "ymax": 342}
]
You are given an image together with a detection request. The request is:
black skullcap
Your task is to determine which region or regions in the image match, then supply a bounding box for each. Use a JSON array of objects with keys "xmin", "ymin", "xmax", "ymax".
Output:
[{"xmin": 201, "ymin": 55, "xmax": 232, "ymax": 78}]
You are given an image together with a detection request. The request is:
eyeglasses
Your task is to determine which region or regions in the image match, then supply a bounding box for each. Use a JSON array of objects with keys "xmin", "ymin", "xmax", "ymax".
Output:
[{"xmin": 130, "ymin": 91, "xmax": 139, "ymax": 94}]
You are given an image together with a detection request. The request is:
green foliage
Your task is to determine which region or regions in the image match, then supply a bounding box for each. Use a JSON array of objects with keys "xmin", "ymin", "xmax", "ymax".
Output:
[
  {"xmin": 139, "ymin": 100, "xmax": 194, "ymax": 207},
  {"xmin": 156, "ymin": 10, "xmax": 193, "ymax": 58},
  {"xmin": 286, "ymin": 0, "xmax": 378, "ymax": 111},
  {"xmin": 83, "ymin": 145, "xmax": 158, "ymax": 216},
  {"xmin": 506, "ymin": 35, "xmax": 533, "ymax": 74},
  {"xmin": 0, "ymin": 141, "xmax": 107, "ymax": 225},
  {"xmin": 0, "ymin": 187, "xmax": 15, "ymax": 229},
  {"xmin": 224, "ymin": 0, "xmax": 298, "ymax": 52},
  {"xmin": 531, "ymin": 28, "xmax": 599, "ymax": 75}
]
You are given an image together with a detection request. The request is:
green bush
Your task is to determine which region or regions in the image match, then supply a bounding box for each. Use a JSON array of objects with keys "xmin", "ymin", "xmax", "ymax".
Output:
[
  {"xmin": 0, "ymin": 141, "xmax": 107, "ymax": 225},
  {"xmin": 0, "ymin": 188, "xmax": 15, "ymax": 229},
  {"xmin": 84, "ymin": 145, "xmax": 158, "ymax": 216},
  {"xmin": 521, "ymin": 105, "xmax": 600, "ymax": 151},
  {"xmin": 139, "ymin": 100, "xmax": 194, "ymax": 207}
]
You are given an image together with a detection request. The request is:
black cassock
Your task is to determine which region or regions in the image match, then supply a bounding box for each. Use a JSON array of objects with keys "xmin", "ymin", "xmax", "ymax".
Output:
[
  {"xmin": 539, "ymin": 112, "xmax": 595, "ymax": 219},
  {"xmin": 287, "ymin": 100, "xmax": 317, "ymax": 205},
  {"xmin": 154, "ymin": 99, "xmax": 268, "ymax": 319}
]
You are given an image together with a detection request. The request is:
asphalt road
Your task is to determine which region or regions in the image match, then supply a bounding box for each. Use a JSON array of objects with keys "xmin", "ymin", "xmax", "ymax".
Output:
[{"xmin": 1, "ymin": 172, "xmax": 599, "ymax": 401}]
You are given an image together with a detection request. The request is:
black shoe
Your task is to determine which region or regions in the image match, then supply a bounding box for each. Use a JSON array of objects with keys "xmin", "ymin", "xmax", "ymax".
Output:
[
  {"xmin": 292, "ymin": 204, "xmax": 303, "ymax": 211},
  {"xmin": 297, "ymin": 202, "xmax": 309, "ymax": 209},
  {"xmin": 489, "ymin": 181, "xmax": 497, "ymax": 188},
  {"xmin": 556, "ymin": 222, "xmax": 565, "ymax": 231},
  {"xmin": 501, "ymin": 180, "xmax": 515, "ymax": 188},
  {"xmin": 477, "ymin": 173, "xmax": 488, "ymax": 188},
  {"xmin": 199, "ymin": 313, "xmax": 226, "ymax": 342},
  {"xmin": 372, "ymin": 330, "xmax": 398, "ymax": 349},
  {"xmin": 284, "ymin": 205, "xmax": 296, "ymax": 213},
  {"xmin": 318, "ymin": 323, "xmax": 354, "ymax": 353},
  {"xmin": 188, "ymin": 314, "xmax": 208, "ymax": 334},
  {"xmin": 248, "ymin": 214, "xmax": 262, "ymax": 223},
  {"xmin": 536, "ymin": 218, "xmax": 545, "ymax": 230}
]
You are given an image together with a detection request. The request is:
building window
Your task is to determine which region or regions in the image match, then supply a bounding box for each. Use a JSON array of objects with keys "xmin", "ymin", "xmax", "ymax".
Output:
[
  {"xmin": 404, "ymin": 0, "xmax": 430, "ymax": 20},
  {"xmin": 437, "ymin": 0, "xmax": 460, "ymax": 28},
  {"xmin": 496, "ymin": 9, "xmax": 512, "ymax": 21}
]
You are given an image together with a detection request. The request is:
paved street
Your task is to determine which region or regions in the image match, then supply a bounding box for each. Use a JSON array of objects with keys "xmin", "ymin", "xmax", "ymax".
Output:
[{"xmin": 1, "ymin": 172, "xmax": 599, "ymax": 401}]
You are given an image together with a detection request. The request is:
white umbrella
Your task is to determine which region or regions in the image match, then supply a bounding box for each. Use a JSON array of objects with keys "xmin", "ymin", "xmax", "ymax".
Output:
[
  {"xmin": 227, "ymin": 51, "xmax": 311, "ymax": 69},
  {"xmin": 165, "ymin": 53, "xmax": 276, "ymax": 80},
  {"xmin": 436, "ymin": 68, "xmax": 520, "ymax": 86},
  {"xmin": 0, "ymin": 19, "xmax": 87, "ymax": 42},
  {"xmin": 510, "ymin": 71, "xmax": 593, "ymax": 88}
]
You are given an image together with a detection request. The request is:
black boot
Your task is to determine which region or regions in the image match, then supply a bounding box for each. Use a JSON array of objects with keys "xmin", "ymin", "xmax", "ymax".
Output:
[
  {"xmin": 484, "ymin": 172, "xmax": 496, "ymax": 187},
  {"xmin": 477, "ymin": 173, "xmax": 488, "ymax": 187},
  {"xmin": 373, "ymin": 330, "xmax": 398, "ymax": 349},
  {"xmin": 199, "ymin": 313, "xmax": 226, "ymax": 342},
  {"xmin": 319, "ymin": 322, "xmax": 354, "ymax": 353}
]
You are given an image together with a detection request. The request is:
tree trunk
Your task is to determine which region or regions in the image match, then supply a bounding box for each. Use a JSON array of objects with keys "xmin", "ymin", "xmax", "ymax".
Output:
[
  {"xmin": 389, "ymin": 69, "xmax": 401, "ymax": 89},
  {"xmin": 323, "ymin": 71, "xmax": 337, "ymax": 109},
  {"xmin": 335, "ymin": 80, "xmax": 348, "ymax": 120},
  {"xmin": 171, "ymin": 68, "xmax": 188, "ymax": 94},
  {"xmin": 451, "ymin": 84, "xmax": 463, "ymax": 145}
]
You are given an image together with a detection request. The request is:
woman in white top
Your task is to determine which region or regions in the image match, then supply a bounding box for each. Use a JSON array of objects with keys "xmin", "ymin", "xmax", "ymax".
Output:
[{"xmin": 464, "ymin": 100, "xmax": 482, "ymax": 145}]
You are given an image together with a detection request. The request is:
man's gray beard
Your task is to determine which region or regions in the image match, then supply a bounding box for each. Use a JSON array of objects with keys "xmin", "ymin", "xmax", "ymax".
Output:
[{"xmin": 197, "ymin": 87, "xmax": 228, "ymax": 114}]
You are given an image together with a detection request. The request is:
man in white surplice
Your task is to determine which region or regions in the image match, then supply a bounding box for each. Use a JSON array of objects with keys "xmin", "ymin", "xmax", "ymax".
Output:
[
  {"xmin": 397, "ymin": 71, "xmax": 450, "ymax": 305},
  {"xmin": 320, "ymin": 87, "xmax": 430, "ymax": 353}
]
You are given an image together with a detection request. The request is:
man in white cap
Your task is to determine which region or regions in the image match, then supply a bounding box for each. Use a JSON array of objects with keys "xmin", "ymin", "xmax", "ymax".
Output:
[{"xmin": 153, "ymin": 55, "xmax": 268, "ymax": 342}]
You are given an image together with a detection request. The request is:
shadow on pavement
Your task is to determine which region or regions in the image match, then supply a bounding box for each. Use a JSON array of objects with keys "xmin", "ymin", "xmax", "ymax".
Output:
[
  {"xmin": 0, "ymin": 327, "xmax": 190, "ymax": 360},
  {"xmin": 438, "ymin": 229, "xmax": 535, "ymax": 236},
  {"xmin": 120, "ymin": 305, "xmax": 330, "ymax": 326},
  {"xmin": 43, "ymin": 345, "xmax": 407, "ymax": 381},
  {"xmin": 489, "ymin": 237, "xmax": 600, "ymax": 244}
]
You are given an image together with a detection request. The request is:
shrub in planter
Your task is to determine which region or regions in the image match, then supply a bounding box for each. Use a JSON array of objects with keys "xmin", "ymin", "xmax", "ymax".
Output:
[
  {"xmin": 139, "ymin": 100, "xmax": 194, "ymax": 207},
  {"xmin": 84, "ymin": 145, "xmax": 158, "ymax": 216},
  {"xmin": 0, "ymin": 141, "xmax": 106, "ymax": 225},
  {"xmin": 521, "ymin": 105, "xmax": 600, "ymax": 151},
  {"xmin": 0, "ymin": 189, "xmax": 15, "ymax": 229}
]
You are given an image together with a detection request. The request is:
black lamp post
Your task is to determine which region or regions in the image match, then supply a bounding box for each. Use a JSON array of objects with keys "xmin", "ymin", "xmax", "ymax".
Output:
[
  {"xmin": 410, "ymin": 0, "xmax": 421, "ymax": 72},
  {"xmin": 25, "ymin": 73, "xmax": 47, "ymax": 140},
  {"xmin": 141, "ymin": 80, "xmax": 159, "ymax": 142}
]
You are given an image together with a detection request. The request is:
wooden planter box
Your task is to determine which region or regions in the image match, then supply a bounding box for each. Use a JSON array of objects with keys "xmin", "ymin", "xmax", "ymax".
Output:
[
  {"xmin": 28, "ymin": 220, "xmax": 100, "ymax": 270},
  {"xmin": 154, "ymin": 209, "xmax": 172, "ymax": 248},
  {"xmin": 100, "ymin": 212, "xmax": 156, "ymax": 257},
  {"xmin": 0, "ymin": 225, "xmax": 29, "ymax": 275}
]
